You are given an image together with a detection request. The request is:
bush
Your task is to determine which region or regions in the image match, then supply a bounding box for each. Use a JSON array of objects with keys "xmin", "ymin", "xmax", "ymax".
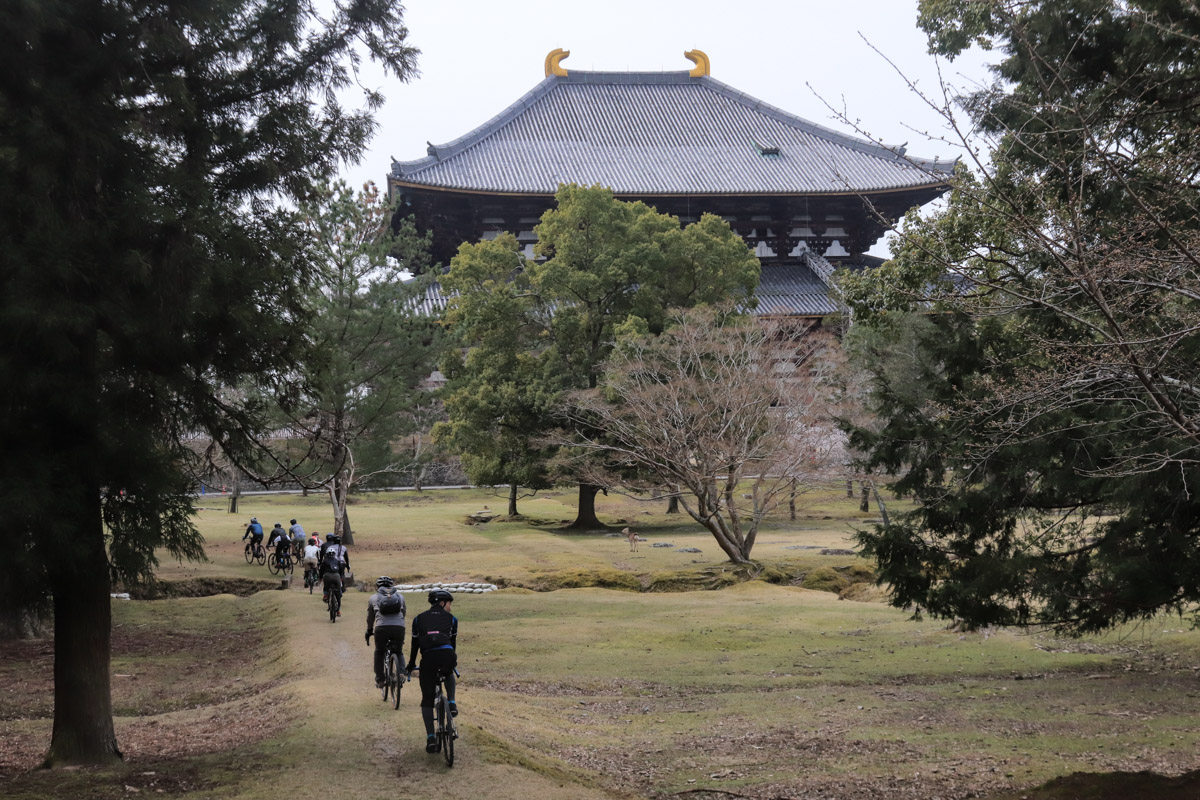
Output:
[{"xmin": 802, "ymin": 567, "xmax": 849, "ymax": 593}]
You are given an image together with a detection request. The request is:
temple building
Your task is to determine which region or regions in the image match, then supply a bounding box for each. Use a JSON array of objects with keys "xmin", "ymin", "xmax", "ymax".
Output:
[{"xmin": 389, "ymin": 49, "xmax": 951, "ymax": 319}]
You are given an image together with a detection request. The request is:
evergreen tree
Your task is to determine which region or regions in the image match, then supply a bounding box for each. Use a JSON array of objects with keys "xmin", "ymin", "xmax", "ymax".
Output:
[
  {"xmin": 0, "ymin": 0, "xmax": 417, "ymax": 764},
  {"xmin": 435, "ymin": 234, "xmax": 556, "ymax": 515},
  {"xmin": 840, "ymin": 0, "xmax": 1200, "ymax": 633},
  {"xmin": 269, "ymin": 181, "xmax": 442, "ymax": 541}
]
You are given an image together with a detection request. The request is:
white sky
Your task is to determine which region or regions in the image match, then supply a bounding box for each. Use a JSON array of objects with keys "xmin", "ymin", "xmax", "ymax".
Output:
[{"xmin": 338, "ymin": 0, "xmax": 995, "ymax": 257}]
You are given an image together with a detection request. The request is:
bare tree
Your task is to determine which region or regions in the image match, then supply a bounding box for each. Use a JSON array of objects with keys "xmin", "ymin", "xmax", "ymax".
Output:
[{"xmin": 557, "ymin": 307, "xmax": 846, "ymax": 563}]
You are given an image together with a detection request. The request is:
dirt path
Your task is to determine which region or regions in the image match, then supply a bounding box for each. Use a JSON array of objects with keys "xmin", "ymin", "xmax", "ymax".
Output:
[{"xmin": 273, "ymin": 588, "xmax": 625, "ymax": 800}]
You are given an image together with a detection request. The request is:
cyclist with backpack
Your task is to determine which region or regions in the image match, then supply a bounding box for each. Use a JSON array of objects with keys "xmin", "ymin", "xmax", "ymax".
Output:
[
  {"xmin": 271, "ymin": 526, "xmax": 292, "ymax": 565},
  {"xmin": 406, "ymin": 589, "xmax": 458, "ymax": 753},
  {"xmin": 320, "ymin": 534, "xmax": 348, "ymax": 613},
  {"xmin": 366, "ymin": 576, "xmax": 407, "ymax": 688}
]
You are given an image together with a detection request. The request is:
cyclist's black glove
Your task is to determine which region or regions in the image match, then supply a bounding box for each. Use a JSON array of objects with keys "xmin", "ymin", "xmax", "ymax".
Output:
[
  {"xmin": 405, "ymin": 662, "xmax": 415, "ymax": 674},
  {"xmin": 365, "ymin": 630, "xmax": 373, "ymax": 644}
]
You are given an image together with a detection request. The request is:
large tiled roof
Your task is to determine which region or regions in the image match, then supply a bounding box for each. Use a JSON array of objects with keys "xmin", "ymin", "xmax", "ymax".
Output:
[
  {"xmin": 756, "ymin": 257, "xmax": 841, "ymax": 316},
  {"xmin": 392, "ymin": 71, "xmax": 950, "ymax": 196}
]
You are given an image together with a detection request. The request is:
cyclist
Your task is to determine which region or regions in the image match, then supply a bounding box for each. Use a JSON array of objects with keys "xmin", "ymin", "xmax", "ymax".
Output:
[
  {"xmin": 289, "ymin": 519, "xmax": 306, "ymax": 558},
  {"xmin": 366, "ymin": 576, "xmax": 407, "ymax": 689},
  {"xmin": 319, "ymin": 532, "xmax": 336, "ymax": 562},
  {"xmin": 320, "ymin": 535, "xmax": 348, "ymax": 613},
  {"xmin": 302, "ymin": 536, "xmax": 321, "ymax": 581},
  {"xmin": 406, "ymin": 589, "xmax": 458, "ymax": 753},
  {"xmin": 242, "ymin": 517, "xmax": 264, "ymax": 557},
  {"xmin": 267, "ymin": 521, "xmax": 287, "ymax": 549},
  {"xmin": 272, "ymin": 526, "xmax": 292, "ymax": 565}
]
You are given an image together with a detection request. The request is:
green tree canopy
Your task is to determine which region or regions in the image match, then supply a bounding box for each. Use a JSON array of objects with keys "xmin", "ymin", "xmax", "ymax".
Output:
[
  {"xmin": 265, "ymin": 181, "xmax": 442, "ymax": 541},
  {"xmin": 438, "ymin": 185, "xmax": 760, "ymax": 526},
  {"xmin": 0, "ymin": 0, "xmax": 416, "ymax": 764}
]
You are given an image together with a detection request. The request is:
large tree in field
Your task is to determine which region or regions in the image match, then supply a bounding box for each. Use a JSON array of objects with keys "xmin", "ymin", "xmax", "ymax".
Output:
[
  {"xmin": 0, "ymin": 0, "xmax": 417, "ymax": 765},
  {"xmin": 265, "ymin": 181, "xmax": 442, "ymax": 543},
  {"xmin": 559, "ymin": 307, "xmax": 846, "ymax": 563},
  {"xmin": 439, "ymin": 185, "xmax": 760, "ymax": 528},
  {"xmin": 839, "ymin": 0, "xmax": 1200, "ymax": 633},
  {"xmin": 434, "ymin": 234, "xmax": 556, "ymax": 516}
]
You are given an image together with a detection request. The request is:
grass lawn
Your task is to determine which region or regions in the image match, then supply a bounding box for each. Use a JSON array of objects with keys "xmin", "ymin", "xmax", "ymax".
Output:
[{"xmin": 2, "ymin": 486, "xmax": 1199, "ymax": 799}]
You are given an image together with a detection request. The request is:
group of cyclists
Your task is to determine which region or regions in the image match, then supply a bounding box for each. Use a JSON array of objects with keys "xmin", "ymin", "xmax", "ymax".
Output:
[
  {"xmin": 368, "ymin": 579, "xmax": 459, "ymax": 753},
  {"xmin": 241, "ymin": 517, "xmax": 309, "ymax": 566},
  {"xmin": 243, "ymin": 516, "xmax": 459, "ymax": 756}
]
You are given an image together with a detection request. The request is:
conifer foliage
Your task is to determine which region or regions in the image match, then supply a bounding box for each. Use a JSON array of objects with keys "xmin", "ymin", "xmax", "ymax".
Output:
[
  {"xmin": 840, "ymin": 0, "xmax": 1200, "ymax": 633},
  {"xmin": 0, "ymin": 0, "xmax": 417, "ymax": 765}
]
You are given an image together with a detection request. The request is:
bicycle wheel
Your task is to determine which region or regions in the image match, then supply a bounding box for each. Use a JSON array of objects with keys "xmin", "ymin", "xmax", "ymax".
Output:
[
  {"xmin": 440, "ymin": 694, "xmax": 454, "ymax": 767},
  {"xmin": 255, "ymin": 546, "xmax": 266, "ymax": 565},
  {"xmin": 389, "ymin": 653, "xmax": 402, "ymax": 709},
  {"xmin": 329, "ymin": 591, "xmax": 339, "ymax": 623},
  {"xmin": 267, "ymin": 553, "xmax": 280, "ymax": 574},
  {"xmin": 283, "ymin": 555, "xmax": 294, "ymax": 575},
  {"xmin": 244, "ymin": 544, "xmax": 253, "ymax": 564}
]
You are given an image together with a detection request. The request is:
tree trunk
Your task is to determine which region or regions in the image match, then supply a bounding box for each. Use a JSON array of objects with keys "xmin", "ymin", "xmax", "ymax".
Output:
[
  {"xmin": 508, "ymin": 483, "xmax": 518, "ymax": 517},
  {"xmin": 789, "ymin": 478, "xmax": 797, "ymax": 521},
  {"xmin": 328, "ymin": 477, "xmax": 354, "ymax": 546},
  {"xmin": 860, "ymin": 483, "xmax": 871, "ymax": 514},
  {"xmin": 666, "ymin": 492, "xmax": 680, "ymax": 514},
  {"xmin": 228, "ymin": 483, "xmax": 239, "ymax": 514},
  {"xmin": 44, "ymin": 487, "xmax": 121, "ymax": 766},
  {"xmin": 847, "ymin": 479, "xmax": 854, "ymax": 498},
  {"xmin": 566, "ymin": 483, "xmax": 607, "ymax": 530}
]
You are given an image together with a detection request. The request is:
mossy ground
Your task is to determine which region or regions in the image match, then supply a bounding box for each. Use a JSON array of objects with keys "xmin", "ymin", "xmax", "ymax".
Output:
[{"xmin": 3, "ymin": 487, "xmax": 1199, "ymax": 799}]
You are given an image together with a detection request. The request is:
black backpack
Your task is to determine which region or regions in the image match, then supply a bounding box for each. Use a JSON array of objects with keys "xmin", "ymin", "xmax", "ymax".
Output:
[
  {"xmin": 322, "ymin": 547, "xmax": 341, "ymax": 572},
  {"xmin": 378, "ymin": 590, "xmax": 403, "ymax": 616}
]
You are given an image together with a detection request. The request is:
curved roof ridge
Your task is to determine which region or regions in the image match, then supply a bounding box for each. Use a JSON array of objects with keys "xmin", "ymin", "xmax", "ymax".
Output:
[
  {"xmin": 393, "ymin": 75, "xmax": 561, "ymax": 173},
  {"xmin": 695, "ymin": 75, "xmax": 949, "ymax": 174}
]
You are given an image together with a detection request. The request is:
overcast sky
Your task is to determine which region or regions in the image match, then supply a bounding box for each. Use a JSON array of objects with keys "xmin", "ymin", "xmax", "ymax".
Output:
[{"xmin": 338, "ymin": 0, "xmax": 995, "ymax": 256}]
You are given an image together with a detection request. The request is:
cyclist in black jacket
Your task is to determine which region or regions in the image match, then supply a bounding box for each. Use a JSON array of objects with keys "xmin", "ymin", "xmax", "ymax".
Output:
[{"xmin": 407, "ymin": 589, "xmax": 458, "ymax": 753}]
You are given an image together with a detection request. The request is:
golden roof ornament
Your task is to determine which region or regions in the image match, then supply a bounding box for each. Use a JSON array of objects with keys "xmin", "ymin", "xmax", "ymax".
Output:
[
  {"xmin": 545, "ymin": 48, "xmax": 570, "ymax": 77},
  {"xmin": 684, "ymin": 49, "xmax": 710, "ymax": 77}
]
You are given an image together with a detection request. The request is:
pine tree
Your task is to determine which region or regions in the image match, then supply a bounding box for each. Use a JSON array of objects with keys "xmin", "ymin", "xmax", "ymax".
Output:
[
  {"xmin": 840, "ymin": 0, "xmax": 1200, "ymax": 633},
  {"xmin": 0, "ymin": 0, "xmax": 417, "ymax": 765}
]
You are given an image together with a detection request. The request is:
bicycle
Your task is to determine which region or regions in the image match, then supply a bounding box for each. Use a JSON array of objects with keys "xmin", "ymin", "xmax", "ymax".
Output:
[
  {"xmin": 433, "ymin": 667, "xmax": 459, "ymax": 766},
  {"xmin": 243, "ymin": 539, "xmax": 266, "ymax": 565},
  {"xmin": 380, "ymin": 638, "xmax": 404, "ymax": 709},
  {"xmin": 268, "ymin": 549, "xmax": 294, "ymax": 576},
  {"xmin": 303, "ymin": 563, "xmax": 319, "ymax": 593},
  {"xmin": 326, "ymin": 585, "xmax": 341, "ymax": 622}
]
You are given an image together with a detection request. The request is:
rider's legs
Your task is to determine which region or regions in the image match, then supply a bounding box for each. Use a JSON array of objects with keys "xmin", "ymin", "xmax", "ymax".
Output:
[
  {"xmin": 417, "ymin": 648, "xmax": 458, "ymax": 737},
  {"xmin": 373, "ymin": 626, "xmax": 406, "ymax": 685}
]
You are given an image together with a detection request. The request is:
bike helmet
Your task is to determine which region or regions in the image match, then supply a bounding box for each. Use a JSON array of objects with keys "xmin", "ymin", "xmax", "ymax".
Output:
[
  {"xmin": 251, "ymin": 517, "xmax": 258, "ymax": 523},
  {"xmin": 290, "ymin": 519, "xmax": 297, "ymax": 525},
  {"xmin": 376, "ymin": 576, "xmax": 394, "ymax": 588},
  {"xmin": 273, "ymin": 522, "xmax": 282, "ymax": 528},
  {"xmin": 331, "ymin": 535, "xmax": 341, "ymax": 544},
  {"xmin": 326, "ymin": 533, "xmax": 335, "ymax": 542},
  {"xmin": 428, "ymin": 589, "xmax": 454, "ymax": 605},
  {"xmin": 309, "ymin": 537, "xmax": 318, "ymax": 545}
]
